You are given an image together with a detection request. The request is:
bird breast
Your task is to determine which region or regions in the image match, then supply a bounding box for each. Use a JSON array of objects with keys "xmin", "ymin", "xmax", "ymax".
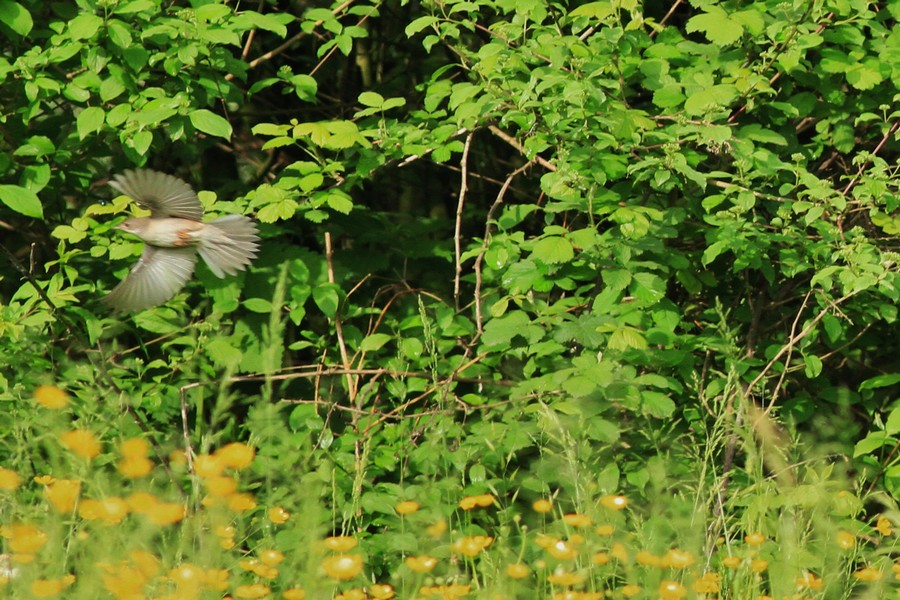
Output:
[{"xmin": 138, "ymin": 218, "xmax": 208, "ymax": 248}]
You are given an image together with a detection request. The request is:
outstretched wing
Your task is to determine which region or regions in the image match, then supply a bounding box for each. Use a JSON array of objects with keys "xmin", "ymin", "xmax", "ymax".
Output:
[
  {"xmin": 109, "ymin": 169, "xmax": 204, "ymax": 221},
  {"xmin": 102, "ymin": 246, "xmax": 198, "ymax": 311}
]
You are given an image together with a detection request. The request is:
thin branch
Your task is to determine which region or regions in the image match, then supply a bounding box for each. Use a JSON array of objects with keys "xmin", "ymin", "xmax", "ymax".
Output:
[
  {"xmin": 488, "ymin": 125, "xmax": 557, "ymax": 172},
  {"xmin": 473, "ymin": 160, "xmax": 537, "ymax": 333},
  {"xmin": 454, "ymin": 132, "xmax": 474, "ymax": 309},
  {"xmin": 325, "ymin": 232, "xmax": 358, "ymax": 402},
  {"xmin": 747, "ymin": 289, "xmax": 860, "ymax": 414}
]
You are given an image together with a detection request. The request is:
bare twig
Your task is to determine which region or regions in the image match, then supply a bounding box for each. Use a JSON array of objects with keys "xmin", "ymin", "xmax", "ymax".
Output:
[
  {"xmin": 488, "ymin": 125, "xmax": 557, "ymax": 172},
  {"xmin": 325, "ymin": 232, "xmax": 358, "ymax": 402},
  {"xmin": 454, "ymin": 132, "xmax": 474, "ymax": 309},
  {"xmin": 473, "ymin": 160, "xmax": 537, "ymax": 333}
]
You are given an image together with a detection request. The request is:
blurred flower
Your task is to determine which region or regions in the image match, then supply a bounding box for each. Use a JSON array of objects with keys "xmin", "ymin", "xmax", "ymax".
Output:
[
  {"xmin": 744, "ymin": 532, "xmax": 765, "ymax": 546},
  {"xmin": 79, "ymin": 497, "xmax": 129, "ymax": 524},
  {"xmin": 795, "ymin": 571, "xmax": 822, "ymax": 590},
  {"xmin": 44, "ymin": 479, "xmax": 81, "ymax": 513},
  {"xmin": 532, "ymin": 499, "xmax": 553, "ymax": 513},
  {"xmin": 451, "ymin": 535, "xmax": 493, "ymax": 557},
  {"xmin": 259, "ymin": 549, "xmax": 284, "ymax": 566},
  {"xmin": 193, "ymin": 454, "xmax": 225, "ymax": 478},
  {"xmin": 610, "ymin": 543, "xmax": 628, "ymax": 561},
  {"xmin": 661, "ymin": 548, "xmax": 695, "ymax": 569},
  {"xmin": 216, "ymin": 443, "xmax": 255, "ymax": 469},
  {"xmin": 204, "ymin": 476, "xmax": 238, "ymax": 497},
  {"xmin": 459, "ymin": 493, "xmax": 495, "ymax": 510},
  {"xmin": 506, "ymin": 563, "xmax": 529, "ymax": 578},
  {"xmin": 691, "ymin": 572, "xmax": 719, "ymax": 593},
  {"xmin": 31, "ymin": 575, "xmax": 75, "ymax": 597},
  {"xmin": 599, "ymin": 495, "xmax": 627, "ymax": 511},
  {"xmin": 836, "ymin": 530, "xmax": 856, "ymax": 550},
  {"xmin": 60, "ymin": 429, "xmax": 101, "ymax": 460},
  {"xmin": 546, "ymin": 539, "xmax": 579, "ymax": 560},
  {"xmin": 562, "ymin": 513, "xmax": 591, "ymax": 527},
  {"xmin": 875, "ymin": 516, "xmax": 893, "ymax": 536},
  {"xmin": 322, "ymin": 554, "xmax": 363, "ymax": 580},
  {"xmin": 119, "ymin": 438, "xmax": 149, "ymax": 458},
  {"xmin": 621, "ymin": 585, "xmax": 641, "ymax": 597},
  {"xmin": 234, "ymin": 583, "xmax": 271, "ymax": 598},
  {"xmin": 395, "ymin": 500, "xmax": 420, "ymax": 515},
  {"xmin": 227, "ymin": 493, "xmax": 257, "ymax": 512},
  {"xmin": 658, "ymin": 580, "xmax": 686, "ymax": 600},
  {"xmin": 721, "ymin": 556, "xmax": 741, "ymax": 568},
  {"xmin": 0, "ymin": 468, "xmax": 21, "ymax": 491},
  {"xmin": 419, "ymin": 584, "xmax": 470, "ymax": 598},
  {"xmin": 369, "ymin": 584, "xmax": 394, "ymax": 599},
  {"xmin": 118, "ymin": 456, "xmax": 153, "ymax": 479},
  {"xmin": 426, "ymin": 520, "xmax": 447, "ymax": 538},
  {"xmin": 635, "ymin": 550, "xmax": 660, "ymax": 566},
  {"xmin": 750, "ymin": 558, "xmax": 768, "ymax": 573},
  {"xmin": 283, "ymin": 589, "xmax": 306, "ymax": 600},
  {"xmin": 592, "ymin": 552, "xmax": 609, "ymax": 565},
  {"xmin": 323, "ymin": 536, "xmax": 357, "ymax": 552},
  {"xmin": 34, "ymin": 385, "xmax": 68, "ymax": 409},
  {"xmin": 547, "ymin": 569, "xmax": 584, "ymax": 586},
  {"xmin": 1, "ymin": 523, "xmax": 48, "ymax": 553},
  {"xmin": 268, "ymin": 506, "xmax": 290, "ymax": 524},
  {"xmin": 405, "ymin": 555, "xmax": 438, "ymax": 573},
  {"xmin": 594, "ymin": 524, "xmax": 615, "ymax": 536},
  {"xmin": 144, "ymin": 502, "xmax": 185, "ymax": 526},
  {"xmin": 853, "ymin": 567, "xmax": 883, "ymax": 582}
]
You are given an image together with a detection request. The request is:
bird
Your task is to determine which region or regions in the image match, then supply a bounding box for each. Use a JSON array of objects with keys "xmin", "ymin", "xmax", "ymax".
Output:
[{"xmin": 102, "ymin": 169, "xmax": 260, "ymax": 311}]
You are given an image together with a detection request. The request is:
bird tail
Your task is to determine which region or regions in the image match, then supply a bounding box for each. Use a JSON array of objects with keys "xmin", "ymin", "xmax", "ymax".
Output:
[{"xmin": 197, "ymin": 215, "xmax": 260, "ymax": 278}]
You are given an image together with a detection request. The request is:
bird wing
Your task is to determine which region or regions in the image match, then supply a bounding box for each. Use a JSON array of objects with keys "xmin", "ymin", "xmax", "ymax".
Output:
[
  {"xmin": 102, "ymin": 246, "xmax": 198, "ymax": 311},
  {"xmin": 109, "ymin": 169, "xmax": 204, "ymax": 221}
]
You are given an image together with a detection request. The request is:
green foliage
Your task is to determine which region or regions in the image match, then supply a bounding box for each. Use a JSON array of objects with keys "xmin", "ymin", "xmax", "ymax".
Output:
[{"xmin": 0, "ymin": 0, "xmax": 899, "ymax": 597}]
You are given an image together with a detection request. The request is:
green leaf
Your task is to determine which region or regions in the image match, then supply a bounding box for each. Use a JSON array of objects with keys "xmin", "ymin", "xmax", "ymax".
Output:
[
  {"xmin": 859, "ymin": 373, "xmax": 900, "ymax": 390},
  {"xmin": 686, "ymin": 6, "xmax": 743, "ymax": 46},
  {"xmin": 107, "ymin": 19, "xmax": 133, "ymax": 48},
  {"xmin": 129, "ymin": 130, "xmax": 153, "ymax": 155},
  {"xmin": 359, "ymin": 333, "xmax": 392, "ymax": 352},
  {"xmin": 67, "ymin": 13, "xmax": 103, "ymax": 39},
  {"xmin": 206, "ymin": 337, "xmax": 243, "ymax": 368},
  {"xmin": 77, "ymin": 106, "xmax": 105, "ymax": 139},
  {"xmin": 532, "ymin": 236, "xmax": 574, "ymax": 264},
  {"xmin": 244, "ymin": 298, "xmax": 274, "ymax": 313},
  {"xmin": 607, "ymin": 326, "xmax": 648, "ymax": 351},
  {"xmin": 189, "ymin": 109, "xmax": 233, "ymax": 139},
  {"xmin": 0, "ymin": 0, "xmax": 32, "ymax": 36},
  {"xmin": 853, "ymin": 432, "xmax": 894, "ymax": 457},
  {"xmin": 312, "ymin": 284, "xmax": 341, "ymax": 318},
  {"xmin": 0, "ymin": 184, "xmax": 43, "ymax": 218},
  {"xmin": 358, "ymin": 91, "xmax": 384, "ymax": 108},
  {"xmin": 405, "ymin": 15, "xmax": 439, "ymax": 36}
]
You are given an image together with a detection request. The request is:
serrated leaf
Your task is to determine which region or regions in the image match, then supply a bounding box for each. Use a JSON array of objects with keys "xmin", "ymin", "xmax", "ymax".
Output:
[
  {"xmin": 326, "ymin": 192, "xmax": 353, "ymax": 214},
  {"xmin": 607, "ymin": 326, "xmax": 648, "ymax": 351},
  {"xmin": 532, "ymin": 235, "xmax": 574, "ymax": 264},
  {"xmin": 686, "ymin": 6, "xmax": 743, "ymax": 46},
  {"xmin": 0, "ymin": 184, "xmax": 42, "ymax": 218},
  {"xmin": 189, "ymin": 109, "xmax": 233, "ymax": 139},
  {"xmin": 206, "ymin": 337, "xmax": 243, "ymax": 368}
]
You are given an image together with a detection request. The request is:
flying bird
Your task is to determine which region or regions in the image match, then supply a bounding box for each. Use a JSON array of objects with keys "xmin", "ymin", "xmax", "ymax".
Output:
[{"xmin": 103, "ymin": 169, "xmax": 260, "ymax": 311}]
